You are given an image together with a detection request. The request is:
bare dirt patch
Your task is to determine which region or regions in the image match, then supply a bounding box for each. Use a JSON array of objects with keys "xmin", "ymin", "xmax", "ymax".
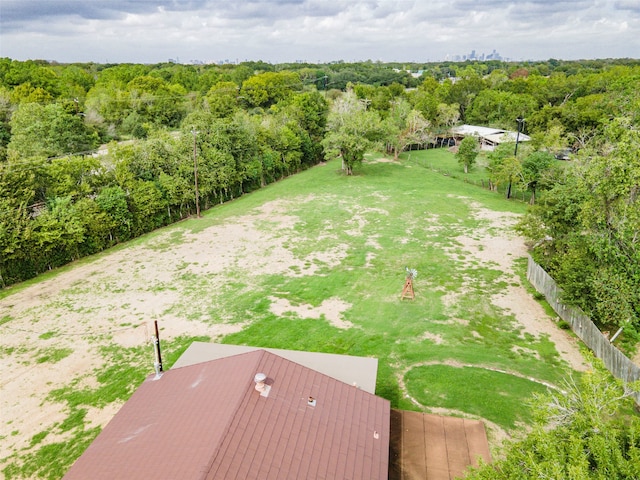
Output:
[
  {"xmin": 268, "ymin": 296, "xmax": 354, "ymax": 329},
  {"xmin": 417, "ymin": 331, "xmax": 445, "ymax": 344},
  {"xmin": 0, "ymin": 200, "xmax": 336, "ymax": 461},
  {"xmin": 0, "ymin": 192, "xmax": 362, "ymax": 464},
  {"xmin": 441, "ymin": 198, "xmax": 588, "ymax": 372},
  {"xmin": 365, "ymin": 156, "xmax": 400, "ymax": 164}
]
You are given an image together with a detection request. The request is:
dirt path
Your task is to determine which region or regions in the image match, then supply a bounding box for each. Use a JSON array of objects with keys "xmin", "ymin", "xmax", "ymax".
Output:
[{"xmin": 447, "ymin": 199, "xmax": 588, "ymax": 372}]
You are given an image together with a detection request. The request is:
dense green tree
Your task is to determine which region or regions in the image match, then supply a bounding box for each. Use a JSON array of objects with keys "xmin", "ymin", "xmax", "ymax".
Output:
[
  {"xmin": 322, "ymin": 92, "xmax": 387, "ymax": 175},
  {"xmin": 240, "ymin": 71, "xmax": 301, "ymax": 108},
  {"xmin": 157, "ymin": 171, "xmax": 192, "ymax": 219},
  {"xmin": 0, "ymin": 88, "xmax": 11, "ymax": 161},
  {"xmin": 95, "ymin": 64, "xmax": 152, "ymax": 87},
  {"xmin": 561, "ymin": 93, "xmax": 614, "ymax": 132},
  {"xmin": 353, "ymin": 84, "xmax": 400, "ymax": 114},
  {"xmin": 444, "ymin": 70, "xmax": 486, "ymax": 120},
  {"xmin": 150, "ymin": 64, "xmax": 200, "ymax": 92},
  {"xmin": 520, "ymin": 151, "xmax": 555, "ymax": 204},
  {"xmin": 120, "ymin": 111, "xmax": 148, "ymax": 138},
  {"xmin": 466, "ymin": 359, "xmax": 640, "ymax": 480},
  {"xmin": 485, "ymin": 142, "xmax": 519, "ymax": 195},
  {"xmin": 205, "ymin": 81, "xmax": 240, "ymax": 118},
  {"xmin": 128, "ymin": 180, "xmax": 168, "ymax": 236},
  {"xmin": 57, "ymin": 65, "xmax": 96, "ymax": 98},
  {"xmin": 127, "ymin": 75, "xmax": 187, "ymax": 127},
  {"xmin": 85, "ymin": 82, "xmax": 132, "ymax": 133},
  {"xmin": 95, "ymin": 186, "xmax": 132, "ymax": 243},
  {"xmin": 456, "ymin": 136, "xmax": 479, "ymax": 174},
  {"xmin": 9, "ymin": 82, "xmax": 54, "ymax": 104},
  {"xmin": 74, "ymin": 197, "xmax": 112, "ymax": 255},
  {"xmin": 384, "ymin": 99, "xmax": 432, "ymax": 160},
  {"xmin": 0, "ymin": 197, "xmax": 32, "ymax": 286},
  {"xmin": 518, "ymin": 119, "xmax": 640, "ymax": 342},
  {"xmin": 226, "ymin": 111, "xmax": 262, "ymax": 193},
  {"xmin": 435, "ymin": 103, "xmax": 460, "ymax": 131},
  {"xmin": 577, "ymin": 119, "xmax": 640, "ymax": 333},
  {"xmin": 258, "ymin": 114, "xmax": 303, "ymax": 179},
  {"xmin": 466, "ymin": 90, "xmax": 537, "ymax": 129},
  {"xmin": 289, "ymin": 91, "xmax": 329, "ymax": 140},
  {"xmin": 46, "ymin": 155, "xmax": 104, "ymax": 199},
  {"xmin": 29, "ymin": 196, "xmax": 86, "ymax": 269},
  {"xmin": 8, "ymin": 103, "xmax": 98, "ymax": 158},
  {"xmin": 407, "ymin": 88, "xmax": 438, "ymax": 124}
]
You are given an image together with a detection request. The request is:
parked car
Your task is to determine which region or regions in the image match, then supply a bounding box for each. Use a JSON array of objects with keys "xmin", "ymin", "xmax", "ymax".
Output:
[{"xmin": 553, "ymin": 148, "xmax": 572, "ymax": 161}]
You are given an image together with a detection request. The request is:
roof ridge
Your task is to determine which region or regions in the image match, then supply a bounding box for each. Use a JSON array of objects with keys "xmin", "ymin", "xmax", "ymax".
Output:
[{"xmin": 199, "ymin": 349, "xmax": 268, "ymax": 479}]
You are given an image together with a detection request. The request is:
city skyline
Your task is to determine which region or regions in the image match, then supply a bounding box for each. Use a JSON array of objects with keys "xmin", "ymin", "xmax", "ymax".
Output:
[{"xmin": 1, "ymin": 1, "xmax": 639, "ymax": 64}]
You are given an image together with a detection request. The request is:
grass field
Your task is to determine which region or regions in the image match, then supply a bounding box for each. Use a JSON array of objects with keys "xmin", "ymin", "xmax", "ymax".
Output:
[{"xmin": 0, "ymin": 150, "xmax": 586, "ymax": 479}]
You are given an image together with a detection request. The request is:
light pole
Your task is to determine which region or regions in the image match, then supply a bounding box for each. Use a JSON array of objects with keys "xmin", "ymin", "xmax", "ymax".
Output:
[
  {"xmin": 507, "ymin": 117, "xmax": 525, "ymax": 199},
  {"xmin": 192, "ymin": 129, "xmax": 200, "ymax": 218},
  {"xmin": 514, "ymin": 117, "xmax": 524, "ymax": 156}
]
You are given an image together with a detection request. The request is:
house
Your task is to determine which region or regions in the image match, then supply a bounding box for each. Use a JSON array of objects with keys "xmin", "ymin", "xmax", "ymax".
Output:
[
  {"xmin": 63, "ymin": 347, "xmax": 390, "ymax": 480},
  {"xmin": 451, "ymin": 124, "xmax": 531, "ymax": 151},
  {"xmin": 171, "ymin": 342, "xmax": 380, "ymax": 394},
  {"xmin": 64, "ymin": 342, "xmax": 491, "ymax": 479}
]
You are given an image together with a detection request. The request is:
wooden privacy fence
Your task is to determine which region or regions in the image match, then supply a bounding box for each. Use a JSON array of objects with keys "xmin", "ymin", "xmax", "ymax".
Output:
[{"xmin": 527, "ymin": 256, "xmax": 640, "ymax": 403}]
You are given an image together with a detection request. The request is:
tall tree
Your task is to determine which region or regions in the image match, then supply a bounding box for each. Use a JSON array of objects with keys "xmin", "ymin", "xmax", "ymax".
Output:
[
  {"xmin": 205, "ymin": 81, "xmax": 240, "ymax": 118},
  {"xmin": 29, "ymin": 196, "xmax": 86, "ymax": 269},
  {"xmin": 240, "ymin": 71, "xmax": 301, "ymax": 108},
  {"xmin": 95, "ymin": 186, "xmax": 132, "ymax": 243},
  {"xmin": 385, "ymin": 100, "xmax": 432, "ymax": 160},
  {"xmin": 8, "ymin": 103, "xmax": 99, "ymax": 158},
  {"xmin": 322, "ymin": 92, "xmax": 387, "ymax": 175},
  {"xmin": 520, "ymin": 151, "xmax": 555, "ymax": 204},
  {"xmin": 577, "ymin": 119, "xmax": 640, "ymax": 332},
  {"xmin": 466, "ymin": 90, "xmax": 537, "ymax": 129},
  {"xmin": 456, "ymin": 136, "xmax": 479, "ymax": 174}
]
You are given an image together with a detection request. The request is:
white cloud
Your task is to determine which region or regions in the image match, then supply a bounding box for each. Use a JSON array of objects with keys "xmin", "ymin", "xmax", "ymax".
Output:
[{"xmin": 0, "ymin": 0, "xmax": 638, "ymax": 63}]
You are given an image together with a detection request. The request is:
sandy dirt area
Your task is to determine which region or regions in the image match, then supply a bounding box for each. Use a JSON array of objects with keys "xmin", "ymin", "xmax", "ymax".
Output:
[{"xmin": 0, "ymin": 193, "xmax": 588, "ymax": 470}]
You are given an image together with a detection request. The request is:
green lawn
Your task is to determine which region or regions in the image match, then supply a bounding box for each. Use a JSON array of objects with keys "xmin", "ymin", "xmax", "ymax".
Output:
[{"xmin": 1, "ymin": 150, "xmax": 584, "ymax": 478}]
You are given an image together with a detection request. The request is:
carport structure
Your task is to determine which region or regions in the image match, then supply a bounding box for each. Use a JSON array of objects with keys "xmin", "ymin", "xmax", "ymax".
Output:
[{"xmin": 451, "ymin": 124, "xmax": 531, "ymax": 151}]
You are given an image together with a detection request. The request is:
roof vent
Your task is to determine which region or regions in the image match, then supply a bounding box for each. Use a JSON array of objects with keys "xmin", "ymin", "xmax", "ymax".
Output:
[{"xmin": 254, "ymin": 373, "xmax": 270, "ymax": 397}]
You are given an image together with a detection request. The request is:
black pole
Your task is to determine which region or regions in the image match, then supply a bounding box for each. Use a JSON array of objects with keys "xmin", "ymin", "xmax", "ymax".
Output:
[
  {"xmin": 154, "ymin": 320, "xmax": 163, "ymax": 372},
  {"xmin": 514, "ymin": 117, "xmax": 523, "ymax": 156},
  {"xmin": 508, "ymin": 117, "xmax": 524, "ymax": 199}
]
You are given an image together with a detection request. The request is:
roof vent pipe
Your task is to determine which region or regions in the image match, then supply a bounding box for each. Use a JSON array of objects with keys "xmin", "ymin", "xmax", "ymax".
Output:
[
  {"xmin": 254, "ymin": 373, "xmax": 270, "ymax": 397},
  {"xmin": 152, "ymin": 320, "xmax": 163, "ymax": 380}
]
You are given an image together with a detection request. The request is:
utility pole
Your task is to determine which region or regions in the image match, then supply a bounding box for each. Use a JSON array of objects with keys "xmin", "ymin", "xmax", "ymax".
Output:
[
  {"xmin": 192, "ymin": 129, "xmax": 200, "ymax": 218},
  {"xmin": 507, "ymin": 117, "xmax": 525, "ymax": 199},
  {"xmin": 514, "ymin": 117, "xmax": 524, "ymax": 156}
]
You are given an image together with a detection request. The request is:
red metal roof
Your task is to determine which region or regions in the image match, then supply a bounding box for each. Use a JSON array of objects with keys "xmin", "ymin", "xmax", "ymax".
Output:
[{"xmin": 63, "ymin": 350, "xmax": 390, "ymax": 480}]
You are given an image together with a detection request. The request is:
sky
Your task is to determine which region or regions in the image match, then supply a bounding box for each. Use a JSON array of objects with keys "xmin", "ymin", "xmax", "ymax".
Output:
[{"xmin": 1, "ymin": 0, "xmax": 639, "ymax": 65}]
